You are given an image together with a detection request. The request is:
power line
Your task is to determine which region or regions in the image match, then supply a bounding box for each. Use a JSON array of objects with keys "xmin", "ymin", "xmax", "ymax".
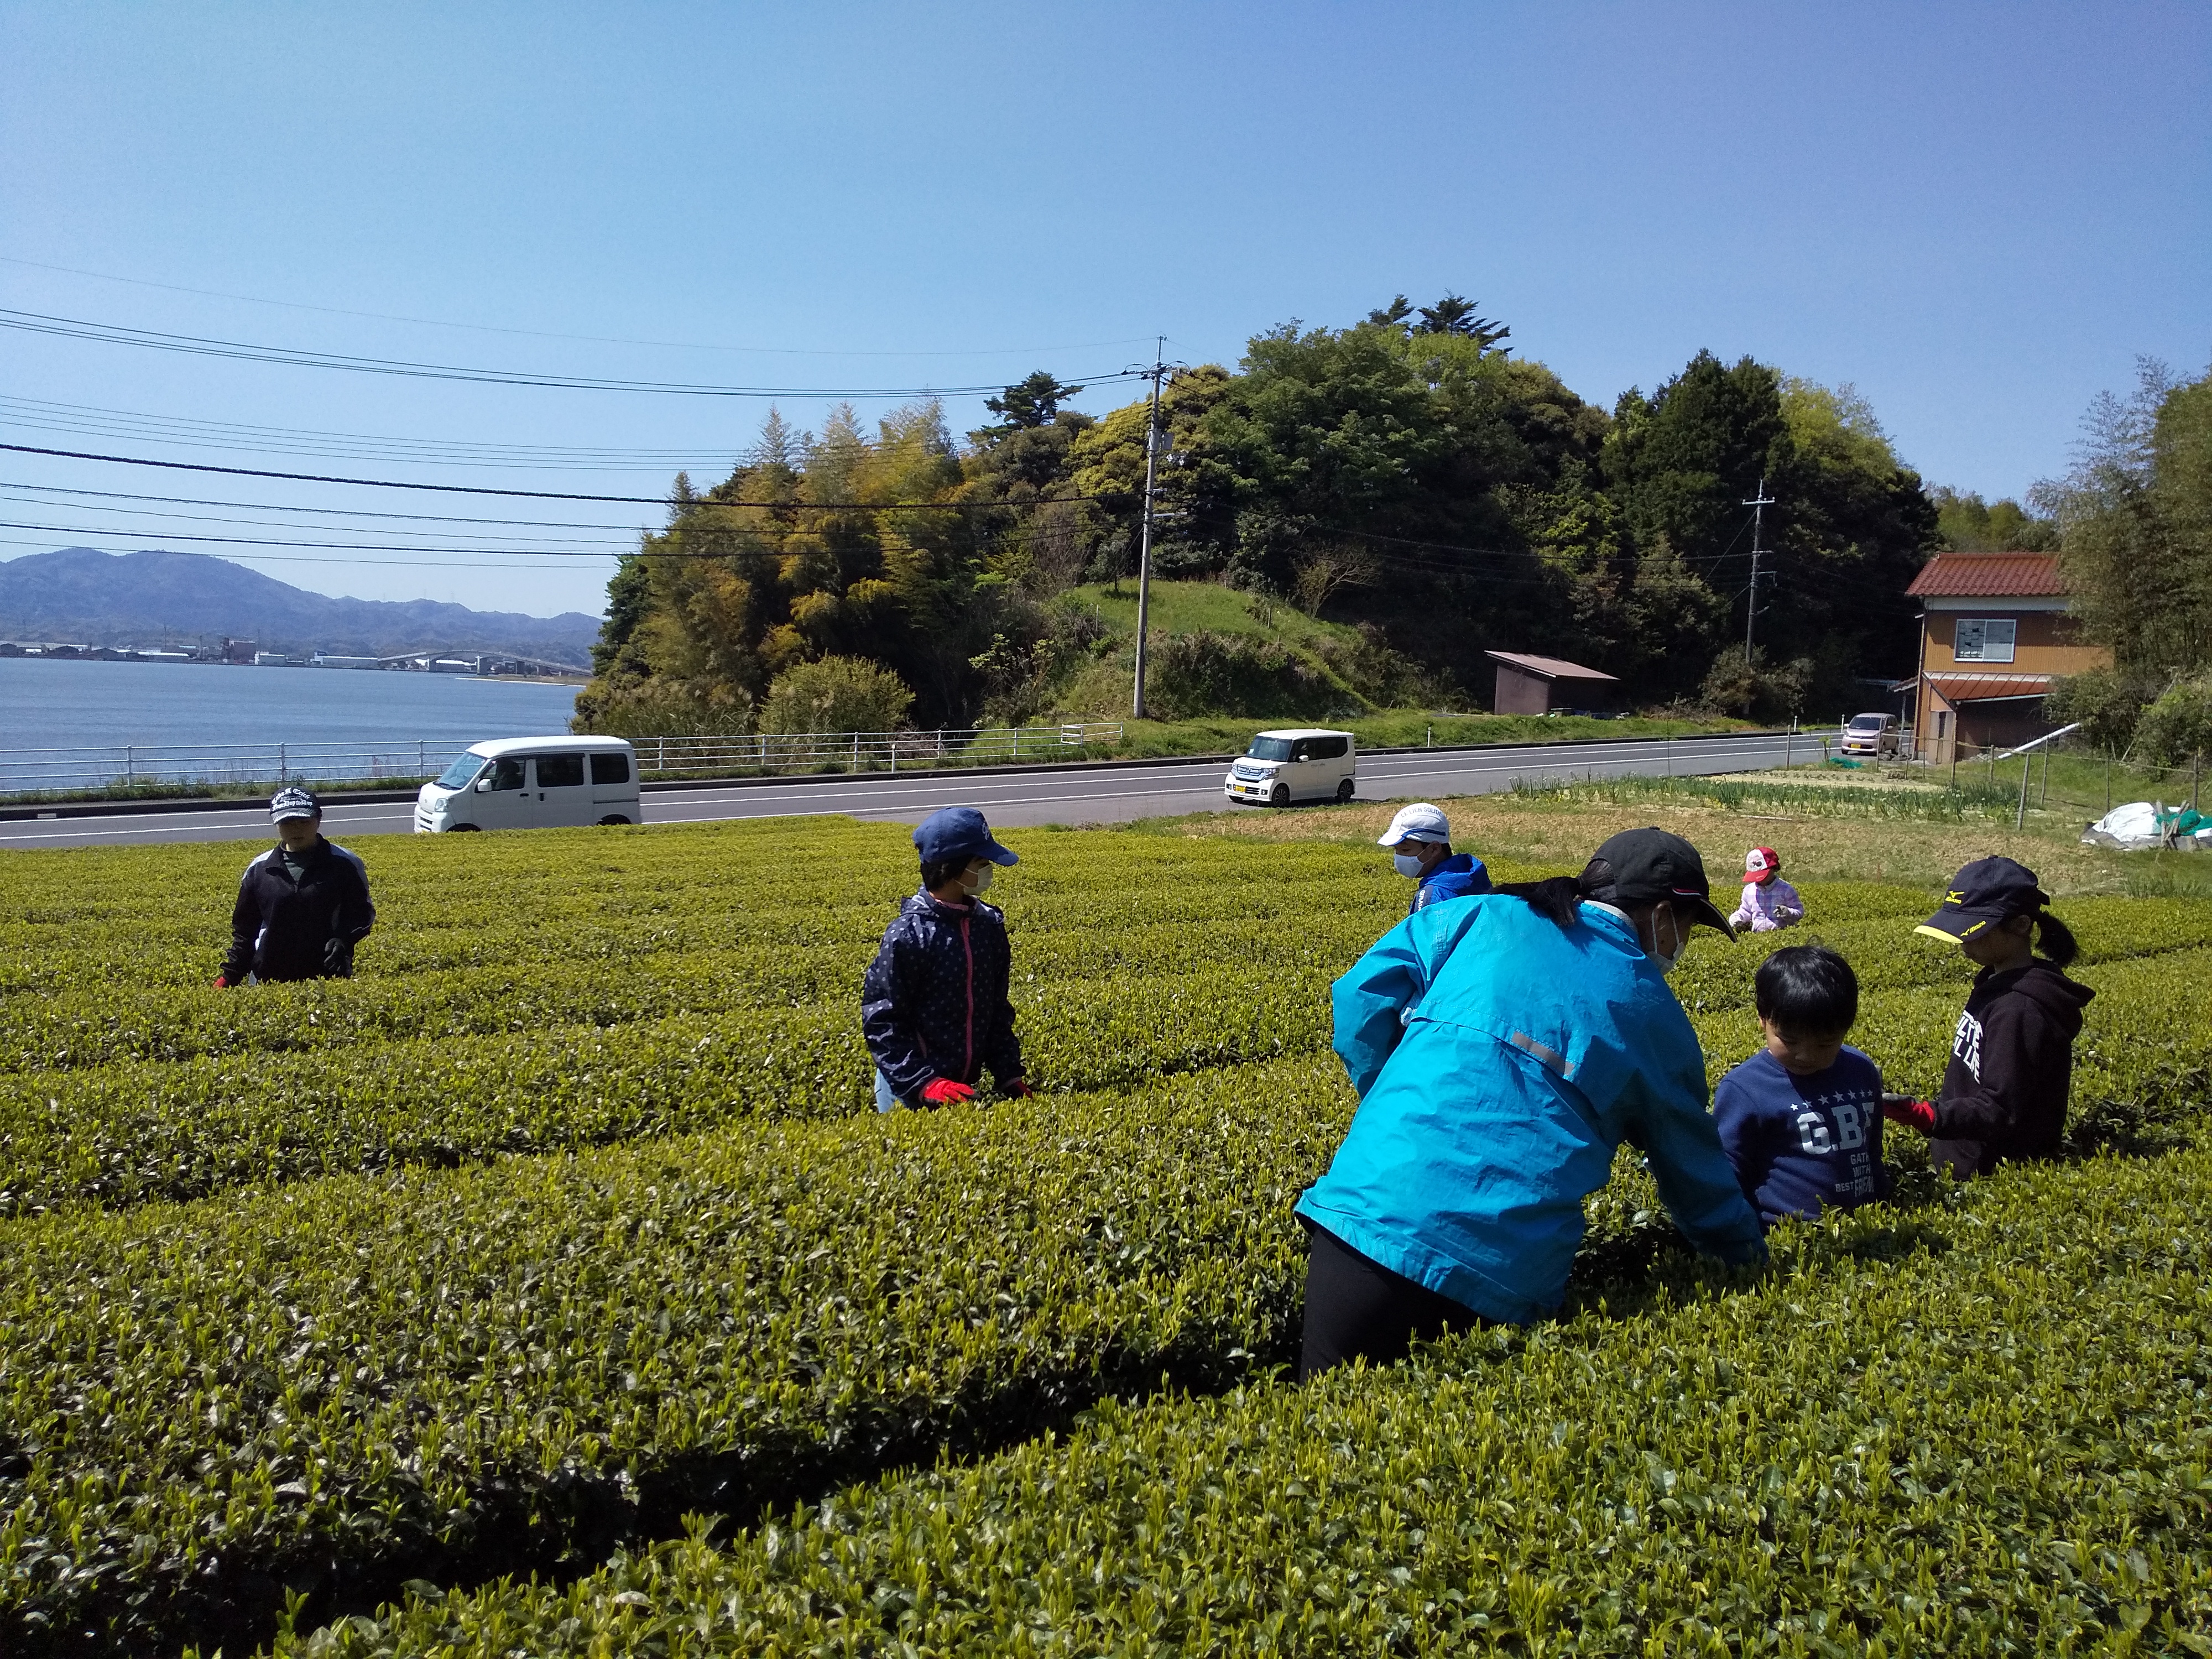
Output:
[
  {"xmin": 8, "ymin": 508, "xmax": 1091, "ymax": 555},
  {"xmin": 2, "ymin": 479, "xmax": 1058, "ymax": 546},
  {"xmin": 0, "ymin": 496, "xmax": 629, "ymax": 545},
  {"xmin": 0, "ymin": 307, "xmax": 1147, "ymax": 399},
  {"xmin": 0, "ymin": 442, "xmax": 1139, "ymax": 508},
  {"xmin": 0, "ymin": 481, "xmax": 655, "ymax": 531},
  {"xmin": 0, "ymin": 534, "xmax": 604, "ymax": 571},
  {"xmin": 9, "ymin": 503, "xmax": 1547, "ymax": 571},
  {"xmin": 0, "ymin": 519, "xmax": 627, "ymax": 556},
  {"xmin": 13, "ymin": 514, "xmax": 1115, "ymax": 564},
  {"xmin": 0, "ymin": 528, "xmax": 1705, "ymax": 596},
  {"xmin": 0, "ymin": 395, "xmax": 741, "ymax": 472},
  {"xmin": 2, "ymin": 441, "xmax": 1891, "ymax": 599},
  {"xmin": 0, "ymin": 255, "xmax": 1162, "ymax": 359}
]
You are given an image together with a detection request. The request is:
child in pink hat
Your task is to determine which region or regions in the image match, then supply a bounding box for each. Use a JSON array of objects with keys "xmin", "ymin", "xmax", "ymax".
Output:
[{"xmin": 1728, "ymin": 847, "xmax": 1804, "ymax": 933}]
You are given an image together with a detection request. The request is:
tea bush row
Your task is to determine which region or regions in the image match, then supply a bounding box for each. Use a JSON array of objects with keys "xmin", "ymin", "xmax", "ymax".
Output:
[
  {"xmin": 0, "ymin": 1057, "xmax": 1351, "ymax": 1657},
  {"xmin": 0, "ymin": 912, "xmax": 1384, "ymax": 1076},
  {"xmin": 4, "ymin": 928, "xmax": 2203, "ymax": 1220},
  {"xmin": 9, "ymin": 869, "xmax": 2202, "ymax": 1078},
  {"xmin": 287, "ymin": 1147, "xmax": 2212, "ymax": 1657},
  {"xmin": 6, "ymin": 943, "xmax": 2196, "ymax": 1224},
  {"xmin": 0, "ymin": 964, "xmax": 1335, "ymax": 1216},
  {"xmin": 8, "ymin": 806, "xmax": 2200, "ymax": 1005},
  {"xmin": 0, "ymin": 828, "xmax": 1400, "ymax": 995}
]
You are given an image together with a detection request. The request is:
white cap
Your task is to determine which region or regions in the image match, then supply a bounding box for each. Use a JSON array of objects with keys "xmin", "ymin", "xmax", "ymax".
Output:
[{"xmin": 1378, "ymin": 802, "xmax": 1451, "ymax": 847}]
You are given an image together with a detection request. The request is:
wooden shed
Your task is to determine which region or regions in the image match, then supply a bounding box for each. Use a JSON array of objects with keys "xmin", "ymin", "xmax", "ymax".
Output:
[{"xmin": 1484, "ymin": 650, "xmax": 1620, "ymax": 715}]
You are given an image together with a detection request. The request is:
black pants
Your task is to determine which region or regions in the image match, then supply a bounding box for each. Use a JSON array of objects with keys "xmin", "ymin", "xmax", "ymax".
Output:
[{"xmin": 1299, "ymin": 1223, "xmax": 1483, "ymax": 1380}]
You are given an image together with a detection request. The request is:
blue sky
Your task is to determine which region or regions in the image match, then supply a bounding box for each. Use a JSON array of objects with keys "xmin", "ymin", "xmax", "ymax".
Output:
[{"xmin": 2, "ymin": 2, "xmax": 2205, "ymax": 617}]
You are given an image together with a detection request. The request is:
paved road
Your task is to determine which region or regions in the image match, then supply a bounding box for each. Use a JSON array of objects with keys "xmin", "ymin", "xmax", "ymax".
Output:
[{"xmin": 0, "ymin": 731, "xmax": 1819, "ymax": 851}]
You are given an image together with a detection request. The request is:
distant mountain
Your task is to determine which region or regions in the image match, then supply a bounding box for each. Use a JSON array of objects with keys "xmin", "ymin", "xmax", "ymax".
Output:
[{"xmin": 0, "ymin": 547, "xmax": 604, "ymax": 664}]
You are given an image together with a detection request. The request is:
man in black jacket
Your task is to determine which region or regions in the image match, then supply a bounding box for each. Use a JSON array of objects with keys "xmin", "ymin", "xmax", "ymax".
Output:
[{"xmin": 216, "ymin": 787, "xmax": 377, "ymax": 987}]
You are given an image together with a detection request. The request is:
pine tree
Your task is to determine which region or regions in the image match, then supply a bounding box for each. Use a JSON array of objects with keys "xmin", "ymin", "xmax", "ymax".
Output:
[{"xmin": 750, "ymin": 406, "xmax": 806, "ymax": 473}]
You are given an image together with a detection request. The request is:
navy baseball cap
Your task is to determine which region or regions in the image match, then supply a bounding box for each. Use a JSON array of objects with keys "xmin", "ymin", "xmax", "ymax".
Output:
[
  {"xmin": 1583, "ymin": 827, "xmax": 1735, "ymax": 937},
  {"xmin": 913, "ymin": 806, "xmax": 1018, "ymax": 867},
  {"xmin": 270, "ymin": 786, "xmax": 321, "ymax": 822},
  {"xmin": 1916, "ymin": 857, "xmax": 2047, "ymax": 943}
]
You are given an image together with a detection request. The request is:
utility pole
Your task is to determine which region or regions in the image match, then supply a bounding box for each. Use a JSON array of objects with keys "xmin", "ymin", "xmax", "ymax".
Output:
[
  {"xmin": 1131, "ymin": 337, "xmax": 1168, "ymax": 721},
  {"xmin": 1743, "ymin": 476, "xmax": 1774, "ymax": 660}
]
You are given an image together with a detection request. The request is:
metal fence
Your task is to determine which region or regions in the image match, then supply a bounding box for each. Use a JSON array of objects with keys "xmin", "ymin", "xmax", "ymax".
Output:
[
  {"xmin": 0, "ymin": 740, "xmax": 453, "ymax": 795},
  {"xmin": 632, "ymin": 723, "xmax": 1125, "ymax": 777},
  {"xmin": 0, "ymin": 723, "xmax": 1129, "ymax": 797},
  {"xmin": 1910, "ymin": 722, "xmax": 2209, "ymax": 839}
]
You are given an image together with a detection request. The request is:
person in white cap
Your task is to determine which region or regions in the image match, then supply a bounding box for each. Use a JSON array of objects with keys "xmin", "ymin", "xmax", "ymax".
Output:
[
  {"xmin": 1377, "ymin": 802, "xmax": 1490, "ymax": 913},
  {"xmin": 215, "ymin": 787, "xmax": 375, "ymax": 988}
]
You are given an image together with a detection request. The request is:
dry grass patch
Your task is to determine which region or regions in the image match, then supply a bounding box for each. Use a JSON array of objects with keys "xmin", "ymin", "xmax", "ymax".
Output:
[
  {"xmin": 1706, "ymin": 764, "xmax": 1948, "ymax": 793},
  {"xmin": 1154, "ymin": 794, "xmax": 2127, "ymax": 894}
]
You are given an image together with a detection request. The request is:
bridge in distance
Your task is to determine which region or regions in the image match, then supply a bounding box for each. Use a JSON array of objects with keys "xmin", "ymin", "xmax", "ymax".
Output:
[{"xmin": 0, "ymin": 731, "xmax": 1812, "ymax": 850}]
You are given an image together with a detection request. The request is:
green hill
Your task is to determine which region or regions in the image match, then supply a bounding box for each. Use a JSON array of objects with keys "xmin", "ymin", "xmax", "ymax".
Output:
[
  {"xmin": 1034, "ymin": 580, "xmax": 1745, "ymax": 754},
  {"xmin": 1043, "ymin": 580, "xmax": 1413, "ymax": 722}
]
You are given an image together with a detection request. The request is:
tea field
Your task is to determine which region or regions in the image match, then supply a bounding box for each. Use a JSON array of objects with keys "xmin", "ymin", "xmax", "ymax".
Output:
[{"xmin": 1, "ymin": 802, "xmax": 2209, "ymax": 1656}]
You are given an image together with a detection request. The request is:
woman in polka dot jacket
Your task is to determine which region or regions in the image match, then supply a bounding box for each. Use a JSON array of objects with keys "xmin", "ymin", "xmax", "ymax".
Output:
[{"xmin": 862, "ymin": 806, "xmax": 1031, "ymax": 1112}]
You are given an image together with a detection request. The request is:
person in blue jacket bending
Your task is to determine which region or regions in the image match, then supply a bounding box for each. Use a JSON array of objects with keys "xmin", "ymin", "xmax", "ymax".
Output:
[
  {"xmin": 1378, "ymin": 801, "xmax": 1490, "ymax": 912},
  {"xmin": 1295, "ymin": 826, "xmax": 1766, "ymax": 1377}
]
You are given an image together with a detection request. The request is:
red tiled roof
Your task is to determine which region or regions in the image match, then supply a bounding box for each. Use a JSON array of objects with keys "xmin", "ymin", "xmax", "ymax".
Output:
[
  {"xmin": 1906, "ymin": 551, "xmax": 2065, "ymax": 598},
  {"xmin": 1925, "ymin": 672, "xmax": 2054, "ymax": 704},
  {"xmin": 1483, "ymin": 650, "xmax": 1618, "ymax": 682}
]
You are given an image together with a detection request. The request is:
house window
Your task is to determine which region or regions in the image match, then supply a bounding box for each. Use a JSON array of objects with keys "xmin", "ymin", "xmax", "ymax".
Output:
[{"xmin": 1953, "ymin": 618, "xmax": 2017, "ymax": 664}]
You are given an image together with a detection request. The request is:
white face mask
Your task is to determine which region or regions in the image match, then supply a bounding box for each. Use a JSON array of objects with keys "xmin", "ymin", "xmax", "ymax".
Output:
[
  {"xmin": 1392, "ymin": 851, "xmax": 1426, "ymax": 878},
  {"xmin": 961, "ymin": 863, "xmax": 995, "ymax": 896},
  {"xmin": 1648, "ymin": 907, "xmax": 1687, "ymax": 975}
]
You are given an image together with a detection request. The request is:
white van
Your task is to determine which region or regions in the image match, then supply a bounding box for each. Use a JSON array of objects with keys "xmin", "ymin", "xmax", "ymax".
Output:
[
  {"xmin": 415, "ymin": 736, "xmax": 641, "ymax": 832},
  {"xmin": 1223, "ymin": 728, "xmax": 1358, "ymax": 807}
]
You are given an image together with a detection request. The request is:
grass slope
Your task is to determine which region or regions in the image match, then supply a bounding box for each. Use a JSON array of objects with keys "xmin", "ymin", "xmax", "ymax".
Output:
[{"xmin": 1048, "ymin": 580, "xmax": 1741, "ymax": 747}]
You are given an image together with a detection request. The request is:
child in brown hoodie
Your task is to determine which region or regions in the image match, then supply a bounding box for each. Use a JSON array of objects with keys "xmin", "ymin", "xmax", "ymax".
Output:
[{"xmin": 1882, "ymin": 857, "xmax": 2094, "ymax": 1177}]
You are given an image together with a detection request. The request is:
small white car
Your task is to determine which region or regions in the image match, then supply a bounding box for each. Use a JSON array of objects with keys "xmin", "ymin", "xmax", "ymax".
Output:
[
  {"xmin": 1838, "ymin": 712, "xmax": 1900, "ymax": 759},
  {"xmin": 1223, "ymin": 728, "xmax": 1358, "ymax": 808},
  {"xmin": 415, "ymin": 736, "xmax": 641, "ymax": 832}
]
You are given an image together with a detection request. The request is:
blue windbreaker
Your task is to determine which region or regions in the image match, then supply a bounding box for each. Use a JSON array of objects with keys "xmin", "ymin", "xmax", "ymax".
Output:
[
  {"xmin": 1295, "ymin": 894, "xmax": 1765, "ymax": 1324},
  {"xmin": 1412, "ymin": 852, "xmax": 1490, "ymax": 912}
]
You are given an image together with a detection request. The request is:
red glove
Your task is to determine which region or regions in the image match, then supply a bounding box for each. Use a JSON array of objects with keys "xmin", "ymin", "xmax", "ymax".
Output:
[
  {"xmin": 920, "ymin": 1078, "xmax": 976, "ymax": 1105},
  {"xmin": 1002, "ymin": 1078, "xmax": 1032, "ymax": 1098},
  {"xmin": 213, "ymin": 974, "xmax": 233, "ymax": 990},
  {"xmin": 1881, "ymin": 1095, "xmax": 1937, "ymax": 1134}
]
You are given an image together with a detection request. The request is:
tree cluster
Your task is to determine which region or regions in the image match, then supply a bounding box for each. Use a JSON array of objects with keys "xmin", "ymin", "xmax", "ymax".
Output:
[
  {"xmin": 2038, "ymin": 359, "xmax": 2212, "ymax": 761},
  {"xmin": 581, "ymin": 300, "xmax": 1948, "ymax": 734}
]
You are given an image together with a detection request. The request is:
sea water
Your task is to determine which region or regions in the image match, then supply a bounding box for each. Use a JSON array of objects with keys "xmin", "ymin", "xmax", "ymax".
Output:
[{"xmin": 1, "ymin": 656, "xmax": 580, "ymax": 781}]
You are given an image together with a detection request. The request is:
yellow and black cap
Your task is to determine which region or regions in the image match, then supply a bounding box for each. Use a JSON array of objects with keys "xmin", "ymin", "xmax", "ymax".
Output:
[{"xmin": 1916, "ymin": 856, "xmax": 2047, "ymax": 943}]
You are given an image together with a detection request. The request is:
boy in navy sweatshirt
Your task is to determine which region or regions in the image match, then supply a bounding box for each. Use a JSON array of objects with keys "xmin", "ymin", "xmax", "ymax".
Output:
[{"xmin": 1715, "ymin": 944, "xmax": 1888, "ymax": 1227}]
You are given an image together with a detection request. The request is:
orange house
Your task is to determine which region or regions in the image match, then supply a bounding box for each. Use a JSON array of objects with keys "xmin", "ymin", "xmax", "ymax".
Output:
[{"xmin": 1905, "ymin": 551, "xmax": 2109, "ymax": 763}]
